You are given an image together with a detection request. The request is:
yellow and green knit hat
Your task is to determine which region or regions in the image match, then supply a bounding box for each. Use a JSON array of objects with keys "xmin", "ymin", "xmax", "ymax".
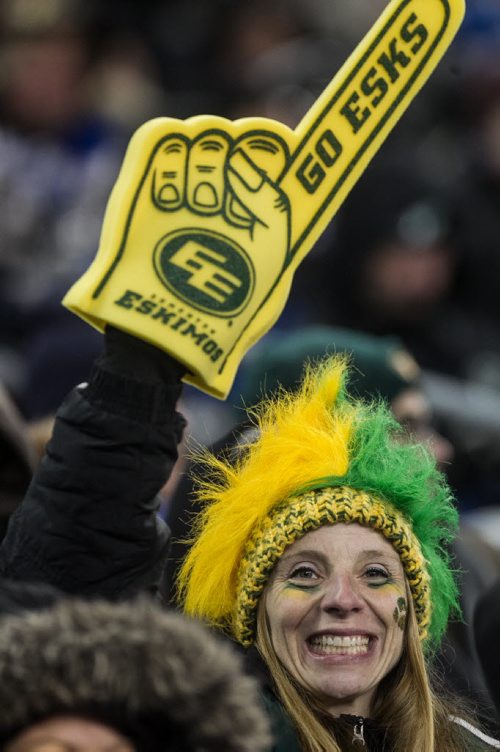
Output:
[{"xmin": 178, "ymin": 357, "xmax": 459, "ymax": 649}]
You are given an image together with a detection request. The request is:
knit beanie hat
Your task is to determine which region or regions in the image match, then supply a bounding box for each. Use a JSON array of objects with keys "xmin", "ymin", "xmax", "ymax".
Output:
[
  {"xmin": 179, "ymin": 356, "xmax": 459, "ymax": 650},
  {"xmin": 0, "ymin": 597, "xmax": 271, "ymax": 752}
]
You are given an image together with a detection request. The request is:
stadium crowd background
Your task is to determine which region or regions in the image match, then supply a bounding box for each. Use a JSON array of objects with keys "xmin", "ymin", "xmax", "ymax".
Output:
[{"xmin": 0, "ymin": 0, "xmax": 499, "ymax": 544}]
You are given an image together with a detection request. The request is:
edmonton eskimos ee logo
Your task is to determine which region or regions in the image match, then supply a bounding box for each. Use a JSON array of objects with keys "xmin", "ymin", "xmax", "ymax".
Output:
[{"xmin": 153, "ymin": 228, "xmax": 255, "ymax": 317}]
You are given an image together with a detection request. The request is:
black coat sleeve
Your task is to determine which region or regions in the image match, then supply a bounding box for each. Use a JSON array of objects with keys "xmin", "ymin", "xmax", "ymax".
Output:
[{"xmin": 0, "ymin": 330, "xmax": 186, "ymax": 599}]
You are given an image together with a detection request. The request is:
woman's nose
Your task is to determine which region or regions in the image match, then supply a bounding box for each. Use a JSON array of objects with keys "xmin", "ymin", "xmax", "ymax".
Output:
[{"xmin": 321, "ymin": 573, "xmax": 364, "ymax": 613}]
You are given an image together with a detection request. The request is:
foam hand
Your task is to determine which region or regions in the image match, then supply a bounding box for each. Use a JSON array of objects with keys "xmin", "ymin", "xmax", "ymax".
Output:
[{"xmin": 63, "ymin": 0, "xmax": 464, "ymax": 398}]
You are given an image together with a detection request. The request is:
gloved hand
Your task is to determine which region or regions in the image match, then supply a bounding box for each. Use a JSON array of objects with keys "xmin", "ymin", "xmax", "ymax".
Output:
[{"xmin": 63, "ymin": 0, "xmax": 464, "ymax": 398}]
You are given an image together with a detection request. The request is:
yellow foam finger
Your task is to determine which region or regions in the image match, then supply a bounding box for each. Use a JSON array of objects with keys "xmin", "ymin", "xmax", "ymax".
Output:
[
  {"xmin": 62, "ymin": 0, "xmax": 464, "ymax": 400},
  {"xmin": 234, "ymin": 132, "xmax": 290, "ymax": 180},
  {"xmin": 281, "ymin": 0, "xmax": 465, "ymax": 266},
  {"xmin": 63, "ymin": 116, "xmax": 293, "ymax": 398},
  {"xmin": 151, "ymin": 135, "xmax": 188, "ymax": 212},
  {"xmin": 187, "ymin": 132, "xmax": 230, "ymax": 214},
  {"xmin": 224, "ymin": 0, "xmax": 466, "ymax": 376},
  {"xmin": 225, "ymin": 132, "xmax": 289, "ymax": 227}
]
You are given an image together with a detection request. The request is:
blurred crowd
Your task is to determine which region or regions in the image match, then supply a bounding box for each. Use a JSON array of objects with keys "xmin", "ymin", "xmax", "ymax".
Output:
[
  {"xmin": 0, "ymin": 0, "xmax": 500, "ymax": 739},
  {"xmin": 2, "ymin": 0, "xmax": 499, "ymax": 493}
]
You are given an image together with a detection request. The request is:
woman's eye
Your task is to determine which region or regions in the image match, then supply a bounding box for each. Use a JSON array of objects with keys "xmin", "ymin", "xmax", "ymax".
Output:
[
  {"xmin": 289, "ymin": 565, "xmax": 318, "ymax": 581},
  {"xmin": 364, "ymin": 567, "xmax": 390, "ymax": 583}
]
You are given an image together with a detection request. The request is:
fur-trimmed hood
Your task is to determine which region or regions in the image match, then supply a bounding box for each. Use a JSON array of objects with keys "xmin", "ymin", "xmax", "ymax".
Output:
[{"xmin": 0, "ymin": 596, "xmax": 271, "ymax": 751}]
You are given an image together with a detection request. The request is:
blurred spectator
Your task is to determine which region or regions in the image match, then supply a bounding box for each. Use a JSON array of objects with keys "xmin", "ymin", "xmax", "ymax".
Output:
[
  {"xmin": 86, "ymin": 1, "xmax": 172, "ymax": 128},
  {"xmin": 423, "ymin": 371, "xmax": 500, "ymax": 511},
  {"xmin": 439, "ymin": 523, "xmax": 500, "ymax": 734},
  {"xmin": 0, "ymin": 0, "xmax": 123, "ymax": 411},
  {"xmin": 212, "ymin": 0, "xmax": 314, "ymax": 118},
  {"xmin": 144, "ymin": 0, "xmax": 229, "ymax": 117},
  {"xmin": 294, "ymin": 159, "xmax": 465, "ymax": 375},
  {"xmin": 233, "ymin": 324, "xmax": 453, "ymax": 466},
  {"xmin": 0, "ymin": 596, "xmax": 272, "ymax": 752},
  {"xmin": 474, "ymin": 577, "xmax": 500, "ymax": 723},
  {"xmin": 0, "ymin": 380, "xmax": 36, "ymax": 540},
  {"xmin": 0, "ymin": 0, "xmax": 122, "ymax": 308},
  {"xmin": 0, "ymin": 0, "xmax": 175, "ymax": 420},
  {"xmin": 447, "ymin": 66, "xmax": 500, "ymax": 391}
]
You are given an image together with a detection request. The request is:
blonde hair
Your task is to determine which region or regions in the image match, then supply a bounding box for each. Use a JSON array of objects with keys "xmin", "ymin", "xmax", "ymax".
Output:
[{"xmin": 256, "ymin": 583, "xmax": 470, "ymax": 752}]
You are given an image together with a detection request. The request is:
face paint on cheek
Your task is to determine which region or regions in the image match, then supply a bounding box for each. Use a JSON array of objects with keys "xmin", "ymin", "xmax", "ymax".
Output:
[
  {"xmin": 393, "ymin": 596, "xmax": 407, "ymax": 631},
  {"xmin": 283, "ymin": 583, "xmax": 320, "ymax": 597}
]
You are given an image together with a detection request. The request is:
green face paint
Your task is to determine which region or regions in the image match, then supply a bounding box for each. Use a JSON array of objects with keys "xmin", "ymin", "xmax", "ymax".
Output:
[{"xmin": 393, "ymin": 596, "xmax": 407, "ymax": 631}]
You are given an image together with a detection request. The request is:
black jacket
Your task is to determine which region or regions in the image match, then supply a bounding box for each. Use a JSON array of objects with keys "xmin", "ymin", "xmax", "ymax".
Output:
[{"xmin": 0, "ymin": 330, "xmax": 185, "ymax": 599}]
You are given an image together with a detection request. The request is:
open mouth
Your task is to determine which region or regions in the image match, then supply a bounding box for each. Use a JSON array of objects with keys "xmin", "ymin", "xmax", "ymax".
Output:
[{"xmin": 307, "ymin": 634, "xmax": 371, "ymax": 656}]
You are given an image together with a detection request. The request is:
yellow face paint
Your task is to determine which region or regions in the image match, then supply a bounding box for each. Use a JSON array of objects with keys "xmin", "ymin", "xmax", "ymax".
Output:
[
  {"xmin": 379, "ymin": 581, "xmax": 407, "ymax": 595},
  {"xmin": 63, "ymin": 0, "xmax": 465, "ymax": 399},
  {"xmin": 283, "ymin": 584, "xmax": 320, "ymax": 598}
]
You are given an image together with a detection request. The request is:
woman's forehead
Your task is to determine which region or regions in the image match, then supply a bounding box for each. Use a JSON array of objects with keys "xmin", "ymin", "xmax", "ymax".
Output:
[{"xmin": 282, "ymin": 523, "xmax": 402, "ymax": 563}]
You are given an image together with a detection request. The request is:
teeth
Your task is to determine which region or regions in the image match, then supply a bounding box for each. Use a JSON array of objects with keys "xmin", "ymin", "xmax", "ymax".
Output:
[
  {"xmin": 308, "ymin": 635, "xmax": 370, "ymax": 655},
  {"xmin": 310, "ymin": 635, "xmax": 369, "ymax": 647}
]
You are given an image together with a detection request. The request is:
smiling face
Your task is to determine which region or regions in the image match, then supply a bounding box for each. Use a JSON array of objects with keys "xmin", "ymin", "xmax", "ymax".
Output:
[{"xmin": 263, "ymin": 523, "xmax": 407, "ymax": 717}]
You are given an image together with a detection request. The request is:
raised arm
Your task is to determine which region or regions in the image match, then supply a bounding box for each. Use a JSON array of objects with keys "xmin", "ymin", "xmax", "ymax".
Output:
[{"xmin": 0, "ymin": 328, "xmax": 186, "ymax": 598}]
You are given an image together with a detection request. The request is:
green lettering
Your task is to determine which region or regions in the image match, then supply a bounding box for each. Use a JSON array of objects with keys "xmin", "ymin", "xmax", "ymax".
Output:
[
  {"xmin": 115, "ymin": 290, "xmax": 143, "ymax": 309},
  {"xmin": 378, "ymin": 39, "xmax": 411, "ymax": 82},
  {"xmin": 316, "ymin": 129, "xmax": 343, "ymax": 166},
  {"xmin": 210, "ymin": 347, "xmax": 224, "ymax": 363},
  {"xmin": 400, "ymin": 13, "xmax": 428, "ymax": 55},
  {"xmin": 182, "ymin": 322, "xmax": 208, "ymax": 346},
  {"xmin": 360, "ymin": 66, "xmax": 389, "ymax": 108},
  {"xmin": 202, "ymin": 339, "xmax": 217, "ymax": 355},
  {"xmin": 339, "ymin": 91, "xmax": 371, "ymax": 134},
  {"xmin": 296, "ymin": 154, "xmax": 326, "ymax": 194},
  {"xmin": 171, "ymin": 316, "xmax": 188, "ymax": 331}
]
